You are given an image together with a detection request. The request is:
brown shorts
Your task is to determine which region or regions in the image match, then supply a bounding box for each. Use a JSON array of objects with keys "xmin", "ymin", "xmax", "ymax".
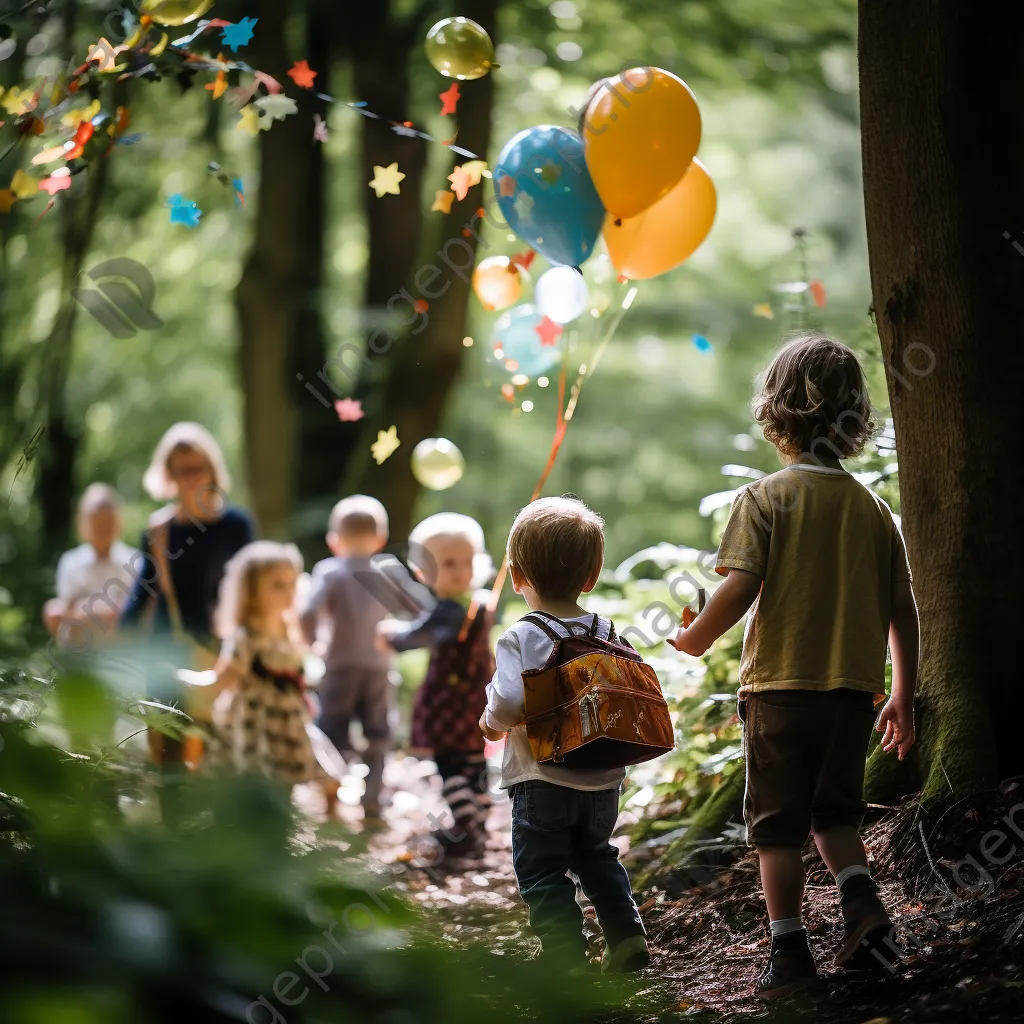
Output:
[{"xmin": 740, "ymin": 688, "xmax": 878, "ymax": 848}]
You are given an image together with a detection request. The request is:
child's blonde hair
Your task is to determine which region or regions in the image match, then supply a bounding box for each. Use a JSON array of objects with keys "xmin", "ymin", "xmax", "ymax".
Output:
[
  {"xmin": 753, "ymin": 334, "xmax": 875, "ymax": 459},
  {"xmin": 507, "ymin": 495, "xmax": 605, "ymax": 600},
  {"xmin": 214, "ymin": 540, "xmax": 303, "ymax": 639},
  {"xmin": 408, "ymin": 512, "xmax": 494, "ymax": 590},
  {"xmin": 76, "ymin": 483, "xmax": 121, "ymax": 534},
  {"xmin": 328, "ymin": 494, "xmax": 388, "ymax": 539},
  {"xmin": 142, "ymin": 422, "xmax": 232, "ymax": 501}
]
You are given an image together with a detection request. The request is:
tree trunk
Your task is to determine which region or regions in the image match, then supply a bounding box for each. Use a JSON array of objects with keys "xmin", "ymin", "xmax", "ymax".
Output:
[
  {"xmin": 859, "ymin": 0, "xmax": 1024, "ymax": 800},
  {"xmin": 353, "ymin": 0, "xmax": 499, "ymax": 540}
]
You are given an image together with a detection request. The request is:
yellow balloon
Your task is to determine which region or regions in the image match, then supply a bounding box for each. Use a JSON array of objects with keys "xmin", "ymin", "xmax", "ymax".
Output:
[
  {"xmin": 603, "ymin": 158, "xmax": 716, "ymax": 280},
  {"xmin": 583, "ymin": 68, "xmax": 701, "ymax": 220},
  {"xmin": 411, "ymin": 438, "xmax": 466, "ymax": 491},
  {"xmin": 425, "ymin": 17, "xmax": 496, "ymax": 80},
  {"xmin": 139, "ymin": 0, "xmax": 214, "ymax": 26},
  {"xmin": 473, "ymin": 256, "xmax": 528, "ymax": 311}
]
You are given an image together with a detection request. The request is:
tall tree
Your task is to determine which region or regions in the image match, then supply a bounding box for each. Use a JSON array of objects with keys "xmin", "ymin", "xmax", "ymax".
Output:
[{"xmin": 859, "ymin": 0, "xmax": 1024, "ymax": 800}]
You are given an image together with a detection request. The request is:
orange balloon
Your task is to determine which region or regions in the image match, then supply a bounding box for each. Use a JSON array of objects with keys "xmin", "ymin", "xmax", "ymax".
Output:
[
  {"xmin": 583, "ymin": 67, "xmax": 701, "ymax": 219},
  {"xmin": 473, "ymin": 256, "xmax": 529, "ymax": 311},
  {"xmin": 603, "ymin": 158, "xmax": 716, "ymax": 280}
]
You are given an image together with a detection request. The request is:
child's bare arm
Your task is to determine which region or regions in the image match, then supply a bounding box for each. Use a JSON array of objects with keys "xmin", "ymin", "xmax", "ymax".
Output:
[
  {"xmin": 668, "ymin": 569, "xmax": 761, "ymax": 657},
  {"xmin": 876, "ymin": 579, "xmax": 919, "ymax": 759}
]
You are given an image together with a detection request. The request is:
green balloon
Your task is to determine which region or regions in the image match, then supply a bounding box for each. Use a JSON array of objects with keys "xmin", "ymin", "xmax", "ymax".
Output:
[{"xmin": 424, "ymin": 17, "xmax": 496, "ymax": 81}]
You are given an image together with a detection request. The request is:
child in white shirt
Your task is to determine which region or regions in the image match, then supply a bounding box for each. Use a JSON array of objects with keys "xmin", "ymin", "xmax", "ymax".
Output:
[{"xmin": 480, "ymin": 495, "xmax": 649, "ymax": 972}]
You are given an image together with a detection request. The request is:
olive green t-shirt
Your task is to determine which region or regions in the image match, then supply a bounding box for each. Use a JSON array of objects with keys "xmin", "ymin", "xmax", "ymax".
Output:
[{"xmin": 715, "ymin": 464, "xmax": 912, "ymax": 695}]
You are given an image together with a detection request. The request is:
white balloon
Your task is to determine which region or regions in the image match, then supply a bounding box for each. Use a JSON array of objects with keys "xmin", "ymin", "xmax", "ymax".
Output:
[{"xmin": 535, "ymin": 266, "xmax": 589, "ymax": 324}]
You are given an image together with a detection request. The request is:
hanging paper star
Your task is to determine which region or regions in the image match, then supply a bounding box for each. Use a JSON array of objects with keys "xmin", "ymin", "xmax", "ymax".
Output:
[
  {"xmin": 167, "ymin": 193, "xmax": 202, "ymax": 228},
  {"xmin": 498, "ymin": 174, "xmax": 517, "ymax": 198},
  {"xmin": 31, "ymin": 145, "xmax": 67, "ymax": 166},
  {"xmin": 752, "ymin": 303, "xmax": 774, "ymax": 319},
  {"xmin": 431, "ymin": 190, "xmax": 454, "ymax": 214},
  {"xmin": 1, "ymin": 86, "xmax": 35, "ymax": 116},
  {"xmin": 61, "ymin": 99, "xmax": 101, "ymax": 130},
  {"xmin": 10, "ymin": 170, "xmax": 38, "ymax": 200},
  {"xmin": 535, "ymin": 316, "xmax": 562, "ymax": 348},
  {"xmin": 448, "ymin": 164, "xmax": 473, "ymax": 201},
  {"xmin": 232, "ymin": 177, "xmax": 245, "ymax": 206},
  {"xmin": 439, "ymin": 81, "xmax": 460, "ymax": 116},
  {"xmin": 206, "ymin": 65, "xmax": 228, "ymax": 100},
  {"xmin": 369, "ymin": 162, "xmax": 405, "ymax": 197},
  {"xmin": 254, "ymin": 94, "xmax": 297, "ymax": 122},
  {"xmin": 86, "ymin": 38, "xmax": 120, "ymax": 72},
  {"xmin": 810, "ymin": 280, "xmax": 827, "ymax": 307},
  {"xmin": 692, "ymin": 334, "xmax": 712, "ymax": 353},
  {"xmin": 64, "ymin": 120, "xmax": 94, "ymax": 161},
  {"xmin": 460, "ymin": 160, "xmax": 488, "ymax": 186},
  {"xmin": 237, "ymin": 105, "xmax": 262, "ymax": 135},
  {"xmin": 221, "ymin": 17, "xmax": 257, "ymax": 52},
  {"xmin": 335, "ymin": 398, "xmax": 364, "ymax": 422},
  {"xmin": 39, "ymin": 169, "xmax": 72, "ymax": 196},
  {"xmin": 0, "ymin": 190, "xmax": 16, "ymax": 214},
  {"xmin": 371, "ymin": 425, "xmax": 400, "ymax": 464},
  {"xmin": 253, "ymin": 70, "xmax": 283, "ymax": 95},
  {"xmin": 312, "ymin": 113, "xmax": 328, "ymax": 144},
  {"xmin": 287, "ymin": 60, "xmax": 318, "ymax": 89}
]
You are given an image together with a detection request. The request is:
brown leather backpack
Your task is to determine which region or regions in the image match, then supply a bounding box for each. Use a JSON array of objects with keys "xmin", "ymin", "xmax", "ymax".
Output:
[{"xmin": 521, "ymin": 612, "xmax": 674, "ymax": 769}]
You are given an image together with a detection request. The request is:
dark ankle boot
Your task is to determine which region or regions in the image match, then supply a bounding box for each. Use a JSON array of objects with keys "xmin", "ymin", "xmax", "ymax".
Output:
[{"xmin": 755, "ymin": 930, "xmax": 818, "ymax": 999}]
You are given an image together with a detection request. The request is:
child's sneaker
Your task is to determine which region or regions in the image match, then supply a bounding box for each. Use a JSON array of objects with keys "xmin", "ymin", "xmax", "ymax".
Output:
[
  {"xmin": 601, "ymin": 935, "xmax": 651, "ymax": 973},
  {"xmin": 754, "ymin": 931, "xmax": 818, "ymax": 999}
]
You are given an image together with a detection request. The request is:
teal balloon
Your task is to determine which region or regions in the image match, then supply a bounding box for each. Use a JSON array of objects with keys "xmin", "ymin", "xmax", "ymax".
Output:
[
  {"xmin": 492, "ymin": 303, "xmax": 560, "ymax": 378},
  {"xmin": 493, "ymin": 126, "xmax": 604, "ymax": 268}
]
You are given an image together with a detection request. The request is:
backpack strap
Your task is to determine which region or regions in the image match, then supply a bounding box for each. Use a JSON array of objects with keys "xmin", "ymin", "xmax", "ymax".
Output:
[
  {"xmin": 521, "ymin": 613, "xmax": 565, "ymax": 641},
  {"xmin": 607, "ymin": 618, "xmax": 618, "ymax": 643}
]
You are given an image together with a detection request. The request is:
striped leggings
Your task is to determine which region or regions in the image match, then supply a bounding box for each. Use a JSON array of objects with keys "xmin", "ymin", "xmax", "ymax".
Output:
[{"xmin": 434, "ymin": 752, "xmax": 492, "ymax": 841}]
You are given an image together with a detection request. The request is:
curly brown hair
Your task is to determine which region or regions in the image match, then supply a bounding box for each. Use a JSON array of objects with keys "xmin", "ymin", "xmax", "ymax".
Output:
[{"xmin": 753, "ymin": 334, "xmax": 875, "ymax": 459}]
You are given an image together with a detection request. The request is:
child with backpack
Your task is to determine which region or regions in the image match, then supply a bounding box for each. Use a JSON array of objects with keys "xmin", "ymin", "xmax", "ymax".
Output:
[
  {"xmin": 670, "ymin": 334, "xmax": 920, "ymax": 998},
  {"xmin": 481, "ymin": 495, "xmax": 672, "ymax": 972}
]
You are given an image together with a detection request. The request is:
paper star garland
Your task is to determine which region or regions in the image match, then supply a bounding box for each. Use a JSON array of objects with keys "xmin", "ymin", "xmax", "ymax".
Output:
[
  {"xmin": 0, "ymin": 190, "xmax": 16, "ymax": 215},
  {"xmin": 692, "ymin": 333, "xmax": 712, "ymax": 353},
  {"xmin": 237, "ymin": 105, "xmax": 262, "ymax": 135},
  {"xmin": 752, "ymin": 303, "xmax": 774, "ymax": 319},
  {"xmin": 460, "ymin": 160, "xmax": 488, "ymax": 186},
  {"xmin": 206, "ymin": 67, "xmax": 228, "ymax": 99},
  {"xmin": 369, "ymin": 162, "xmax": 405, "ymax": 197},
  {"xmin": 288, "ymin": 60, "xmax": 317, "ymax": 89},
  {"xmin": 334, "ymin": 398, "xmax": 364, "ymax": 422},
  {"xmin": 38, "ymin": 169, "xmax": 71, "ymax": 196},
  {"xmin": 254, "ymin": 94, "xmax": 297, "ymax": 123},
  {"xmin": 439, "ymin": 81, "xmax": 460, "ymax": 116},
  {"xmin": 64, "ymin": 121, "xmax": 94, "ymax": 161},
  {"xmin": 535, "ymin": 316, "xmax": 562, "ymax": 347},
  {"xmin": 221, "ymin": 17, "xmax": 257, "ymax": 52},
  {"xmin": 448, "ymin": 164, "xmax": 473, "ymax": 201},
  {"xmin": 431, "ymin": 190, "xmax": 454, "ymax": 214},
  {"xmin": 10, "ymin": 170, "xmax": 39, "ymax": 200},
  {"xmin": 810, "ymin": 280, "xmax": 827, "ymax": 307},
  {"xmin": 371, "ymin": 425, "xmax": 400, "ymax": 464},
  {"xmin": 313, "ymin": 113, "xmax": 328, "ymax": 143},
  {"xmin": 167, "ymin": 193, "xmax": 202, "ymax": 228}
]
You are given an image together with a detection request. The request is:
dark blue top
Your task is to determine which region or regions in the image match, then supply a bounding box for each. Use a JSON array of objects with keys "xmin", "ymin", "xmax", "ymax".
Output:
[
  {"xmin": 387, "ymin": 597, "xmax": 469, "ymax": 652},
  {"xmin": 119, "ymin": 506, "xmax": 254, "ymax": 642}
]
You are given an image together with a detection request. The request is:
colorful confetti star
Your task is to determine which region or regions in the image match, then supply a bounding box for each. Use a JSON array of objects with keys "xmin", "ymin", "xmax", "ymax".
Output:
[
  {"xmin": 810, "ymin": 280, "xmax": 827, "ymax": 307},
  {"xmin": 312, "ymin": 113, "xmax": 328, "ymax": 144},
  {"xmin": 221, "ymin": 17, "xmax": 257, "ymax": 52},
  {"xmin": 10, "ymin": 170, "xmax": 38, "ymax": 200},
  {"xmin": 253, "ymin": 70, "xmax": 283, "ymax": 94},
  {"xmin": 0, "ymin": 190, "xmax": 16, "ymax": 214},
  {"xmin": 535, "ymin": 315, "xmax": 562, "ymax": 348},
  {"xmin": 0, "ymin": 86, "xmax": 35, "ymax": 116},
  {"xmin": 431, "ymin": 190, "xmax": 454, "ymax": 214},
  {"xmin": 254, "ymin": 94, "xmax": 297, "ymax": 122},
  {"xmin": 64, "ymin": 120, "xmax": 94, "ymax": 161},
  {"xmin": 369, "ymin": 162, "xmax": 405, "ymax": 198},
  {"xmin": 498, "ymin": 174, "xmax": 517, "ymax": 198},
  {"xmin": 61, "ymin": 99, "xmax": 101, "ymax": 130},
  {"xmin": 439, "ymin": 81, "xmax": 460, "ymax": 116},
  {"xmin": 287, "ymin": 60, "xmax": 317, "ymax": 89},
  {"xmin": 206, "ymin": 65, "xmax": 228, "ymax": 99},
  {"xmin": 692, "ymin": 333, "xmax": 712, "ymax": 353},
  {"xmin": 38, "ymin": 169, "xmax": 71, "ymax": 196},
  {"xmin": 334, "ymin": 398, "xmax": 364, "ymax": 422},
  {"xmin": 752, "ymin": 303, "xmax": 774, "ymax": 319},
  {"xmin": 448, "ymin": 164, "xmax": 473, "ymax": 201},
  {"xmin": 460, "ymin": 160, "xmax": 488, "ymax": 186},
  {"xmin": 232, "ymin": 177, "xmax": 244, "ymax": 206},
  {"xmin": 237, "ymin": 105, "xmax": 262, "ymax": 135},
  {"xmin": 167, "ymin": 193, "xmax": 202, "ymax": 228},
  {"xmin": 371, "ymin": 425, "xmax": 400, "ymax": 464}
]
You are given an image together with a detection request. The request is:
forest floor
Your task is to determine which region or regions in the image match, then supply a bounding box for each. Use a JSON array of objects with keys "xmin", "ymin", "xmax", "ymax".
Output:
[{"xmin": 312, "ymin": 757, "xmax": 1024, "ymax": 1024}]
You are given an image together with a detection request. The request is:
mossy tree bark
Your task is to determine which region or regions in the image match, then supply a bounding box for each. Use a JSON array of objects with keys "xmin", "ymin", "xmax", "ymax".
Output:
[{"xmin": 859, "ymin": 0, "xmax": 1024, "ymax": 800}]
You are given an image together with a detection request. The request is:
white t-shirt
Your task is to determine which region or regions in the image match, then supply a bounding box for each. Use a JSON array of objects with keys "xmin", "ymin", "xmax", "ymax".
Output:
[
  {"xmin": 483, "ymin": 613, "xmax": 625, "ymax": 792},
  {"xmin": 55, "ymin": 541, "xmax": 139, "ymax": 606}
]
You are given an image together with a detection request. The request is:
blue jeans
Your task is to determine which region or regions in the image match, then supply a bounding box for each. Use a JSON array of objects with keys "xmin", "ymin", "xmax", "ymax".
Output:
[{"xmin": 510, "ymin": 780, "xmax": 645, "ymax": 962}]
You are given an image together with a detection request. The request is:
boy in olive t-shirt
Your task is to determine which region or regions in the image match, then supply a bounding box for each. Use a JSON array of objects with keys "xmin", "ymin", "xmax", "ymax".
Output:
[{"xmin": 670, "ymin": 335, "xmax": 920, "ymax": 999}]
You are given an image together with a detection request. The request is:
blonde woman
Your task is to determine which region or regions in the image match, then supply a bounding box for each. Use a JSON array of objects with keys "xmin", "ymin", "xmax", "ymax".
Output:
[{"xmin": 119, "ymin": 423, "xmax": 254, "ymax": 770}]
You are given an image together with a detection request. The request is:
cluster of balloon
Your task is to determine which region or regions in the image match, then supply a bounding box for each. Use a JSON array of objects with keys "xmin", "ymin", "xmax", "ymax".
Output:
[
  {"xmin": 411, "ymin": 438, "xmax": 466, "ymax": 491},
  {"xmin": 492, "ymin": 304, "xmax": 561, "ymax": 378},
  {"xmin": 139, "ymin": 0, "xmax": 214, "ymax": 24},
  {"xmin": 424, "ymin": 17, "xmax": 497, "ymax": 80},
  {"xmin": 535, "ymin": 266, "xmax": 588, "ymax": 324},
  {"xmin": 584, "ymin": 67, "xmax": 716, "ymax": 280},
  {"xmin": 472, "ymin": 256, "xmax": 530, "ymax": 312}
]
